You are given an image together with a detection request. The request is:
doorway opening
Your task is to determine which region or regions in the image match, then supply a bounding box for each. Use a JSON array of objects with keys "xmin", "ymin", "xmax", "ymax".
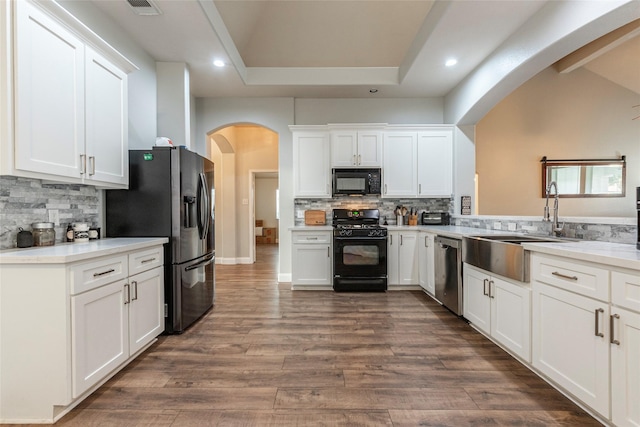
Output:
[{"xmin": 207, "ymin": 124, "xmax": 279, "ymax": 265}]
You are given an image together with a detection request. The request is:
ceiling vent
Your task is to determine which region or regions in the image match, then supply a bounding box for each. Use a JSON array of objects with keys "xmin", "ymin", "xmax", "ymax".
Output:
[{"xmin": 126, "ymin": 0, "xmax": 162, "ymax": 16}]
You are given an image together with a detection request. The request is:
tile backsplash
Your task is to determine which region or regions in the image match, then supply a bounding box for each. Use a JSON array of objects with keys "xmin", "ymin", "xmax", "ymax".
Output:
[
  {"xmin": 294, "ymin": 196, "xmax": 452, "ymax": 225},
  {"xmin": 0, "ymin": 176, "xmax": 100, "ymax": 249}
]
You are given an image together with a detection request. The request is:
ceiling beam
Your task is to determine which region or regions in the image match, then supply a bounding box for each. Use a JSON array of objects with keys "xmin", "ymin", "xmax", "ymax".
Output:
[{"xmin": 555, "ymin": 18, "xmax": 640, "ymax": 73}]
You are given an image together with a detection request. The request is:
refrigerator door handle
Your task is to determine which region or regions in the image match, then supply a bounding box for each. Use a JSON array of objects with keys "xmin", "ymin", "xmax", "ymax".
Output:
[
  {"xmin": 185, "ymin": 253, "xmax": 215, "ymax": 271},
  {"xmin": 197, "ymin": 172, "xmax": 210, "ymax": 240}
]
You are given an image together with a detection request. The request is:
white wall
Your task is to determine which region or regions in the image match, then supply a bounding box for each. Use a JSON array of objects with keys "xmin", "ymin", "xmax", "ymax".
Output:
[
  {"xmin": 256, "ymin": 177, "xmax": 279, "ymax": 230},
  {"xmin": 476, "ymin": 66, "xmax": 639, "ymax": 217},
  {"xmin": 195, "ymin": 98, "xmax": 294, "ymax": 280},
  {"xmin": 294, "ymin": 98, "xmax": 443, "ymax": 125}
]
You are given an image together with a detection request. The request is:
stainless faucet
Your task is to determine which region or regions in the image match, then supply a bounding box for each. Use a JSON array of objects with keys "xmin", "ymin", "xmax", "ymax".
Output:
[{"xmin": 543, "ymin": 180, "xmax": 563, "ymax": 237}]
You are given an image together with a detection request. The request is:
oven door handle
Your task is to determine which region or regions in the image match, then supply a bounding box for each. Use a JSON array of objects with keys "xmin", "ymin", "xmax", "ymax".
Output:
[{"xmin": 334, "ymin": 236, "xmax": 388, "ymax": 241}]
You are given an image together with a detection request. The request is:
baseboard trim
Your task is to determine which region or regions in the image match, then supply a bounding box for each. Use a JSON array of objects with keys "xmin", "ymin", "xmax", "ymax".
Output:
[{"xmin": 278, "ymin": 273, "xmax": 292, "ymax": 283}]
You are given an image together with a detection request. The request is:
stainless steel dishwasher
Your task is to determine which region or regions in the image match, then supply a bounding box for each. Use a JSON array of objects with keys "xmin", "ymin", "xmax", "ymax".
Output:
[{"xmin": 434, "ymin": 236, "xmax": 462, "ymax": 315}]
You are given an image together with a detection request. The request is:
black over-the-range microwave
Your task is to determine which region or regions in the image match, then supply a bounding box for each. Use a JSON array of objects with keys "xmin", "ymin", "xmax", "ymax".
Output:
[{"xmin": 332, "ymin": 168, "xmax": 382, "ymax": 196}]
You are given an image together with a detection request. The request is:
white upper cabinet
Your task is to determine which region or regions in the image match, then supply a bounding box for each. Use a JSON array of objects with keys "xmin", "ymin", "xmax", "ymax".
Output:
[
  {"xmin": 14, "ymin": 2, "xmax": 85, "ymax": 179},
  {"xmin": 417, "ymin": 130, "xmax": 453, "ymax": 197},
  {"xmin": 292, "ymin": 130, "xmax": 331, "ymax": 198},
  {"xmin": 382, "ymin": 131, "xmax": 417, "ymax": 197},
  {"xmin": 382, "ymin": 127, "xmax": 453, "ymax": 198},
  {"xmin": 85, "ymin": 47, "xmax": 128, "ymax": 186},
  {"xmin": 331, "ymin": 130, "xmax": 382, "ymax": 168},
  {"xmin": 7, "ymin": 0, "xmax": 136, "ymax": 188}
]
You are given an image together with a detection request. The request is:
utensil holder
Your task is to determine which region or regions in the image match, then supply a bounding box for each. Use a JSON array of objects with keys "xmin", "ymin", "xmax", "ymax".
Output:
[
  {"xmin": 396, "ymin": 215, "xmax": 403, "ymax": 225},
  {"xmin": 408, "ymin": 215, "xmax": 418, "ymax": 226}
]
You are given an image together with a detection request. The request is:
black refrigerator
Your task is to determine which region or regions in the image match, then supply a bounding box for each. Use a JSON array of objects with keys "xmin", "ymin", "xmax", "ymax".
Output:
[{"xmin": 106, "ymin": 146, "xmax": 215, "ymax": 334}]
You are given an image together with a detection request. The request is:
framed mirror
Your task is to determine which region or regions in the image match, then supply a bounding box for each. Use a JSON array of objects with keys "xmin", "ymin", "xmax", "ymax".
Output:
[{"xmin": 541, "ymin": 156, "xmax": 626, "ymax": 198}]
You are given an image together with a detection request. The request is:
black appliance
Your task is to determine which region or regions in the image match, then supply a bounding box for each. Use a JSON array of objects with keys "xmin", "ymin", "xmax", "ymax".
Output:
[
  {"xmin": 637, "ymin": 187, "xmax": 639, "ymax": 250},
  {"xmin": 332, "ymin": 168, "xmax": 381, "ymax": 196},
  {"xmin": 332, "ymin": 209, "xmax": 387, "ymax": 292},
  {"xmin": 105, "ymin": 147, "xmax": 215, "ymax": 334},
  {"xmin": 421, "ymin": 212, "xmax": 450, "ymax": 225}
]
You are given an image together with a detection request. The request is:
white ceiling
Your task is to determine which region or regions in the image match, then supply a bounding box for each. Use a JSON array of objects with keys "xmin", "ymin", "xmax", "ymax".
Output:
[{"xmin": 89, "ymin": 0, "xmax": 639, "ymax": 99}]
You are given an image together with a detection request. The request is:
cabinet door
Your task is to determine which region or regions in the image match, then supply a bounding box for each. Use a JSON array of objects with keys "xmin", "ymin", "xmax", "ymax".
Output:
[
  {"xmin": 387, "ymin": 232, "xmax": 399, "ymax": 285},
  {"xmin": 491, "ymin": 277, "xmax": 531, "ymax": 362},
  {"xmin": 532, "ymin": 282, "xmax": 609, "ymax": 417},
  {"xmin": 397, "ymin": 232, "xmax": 418, "ymax": 285},
  {"xmin": 14, "ymin": 1, "xmax": 84, "ymax": 178},
  {"xmin": 129, "ymin": 266, "xmax": 164, "ymax": 354},
  {"xmin": 417, "ymin": 130, "xmax": 453, "ymax": 197},
  {"xmin": 418, "ymin": 233, "xmax": 435, "ymax": 295},
  {"xmin": 382, "ymin": 132, "xmax": 417, "ymax": 197},
  {"xmin": 611, "ymin": 306, "xmax": 640, "ymax": 427},
  {"xmin": 357, "ymin": 131, "xmax": 382, "ymax": 167},
  {"xmin": 463, "ymin": 265, "xmax": 491, "ymax": 334},
  {"xmin": 72, "ymin": 280, "xmax": 128, "ymax": 398},
  {"xmin": 85, "ymin": 47, "xmax": 127, "ymax": 186},
  {"xmin": 292, "ymin": 244, "xmax": 331, "ymax": 286},
  {"xmin": 331, "ymin": 131, "xmax": 357, "ymax": 167},
  {"xmin": 293, "ymin": 132, "xmax": 331, "ymax": 198}
]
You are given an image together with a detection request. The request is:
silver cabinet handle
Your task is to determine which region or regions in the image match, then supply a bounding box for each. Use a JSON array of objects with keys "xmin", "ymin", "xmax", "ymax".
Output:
[
  {"xmin": 552, "ymin": 271, "xmax": 578, "ymax": 281},
  {"xmin": 89, "ymin": 156, "xmax": 96, "ymax": 176},
  {"xmin": 131, "ymin": 281, "xmax": 138, "ymax": 301},
  {"xmin": 400, "ymin": 235, "xmax": 403, "ymax": 245},
  {"xmin": 353, "ymin": 154, "xmax": 356, "ymax": 165},
  {"xmin": 141, "ymin": 258, "xmax": 156, "ymax": 264},
  {"xmin": 390, "ymin": 235, "xmax": 393, "ymax": 245},
  {"xmin": 419, "ymin": 183, "xmax": 422, "ymax": 194},
  {"xmin": 489, "ymin": 280, "xmax": 495, "ymax": 299},
  {"xmin": 610, "ymin": 314, "xmax": 620, "ymax": 345},
  {"xmin": 307, "ymin": 237, "xmax": 318, "ymax": 240},
  {"xmin": 358, "ymin": 154, "xmax": 361, "ymax": 165},
  {"xmin": 384, "ymin": 184, "xmax": 387, "ymax": 194},
  {"xmin": 124, "ymin": 283, "xmax": 130, "ymax": 305},
  {"xmin": 327, "ymin": 247, "xmax": 330, "ymax": 257},
  {"xmin": 595, "ymin": 308, "xmax": 604, "ymax": 337},
  {"xmin": 80, "ymin": 154, "xmax": 86, "ymax": 175},
  {"xmin": 483, "ymin": 278, "xmax": 489, "ymax": 296},
  {"xmin": 93, "ymin": 268, "xmax": 115, "ymax": 277},
  {"xmin": 424, "ymin": 236, "xmax": 428, "ymax": 247}
]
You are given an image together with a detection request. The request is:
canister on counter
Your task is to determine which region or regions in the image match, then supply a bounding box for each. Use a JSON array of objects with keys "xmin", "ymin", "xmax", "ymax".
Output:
[
  {"xmin": 32, "ymin": 222, "xmax": 55, "ymax": 246},
  {"xmin": 73, "ymin": 223, "xmax": 90, "ymax": 243}
]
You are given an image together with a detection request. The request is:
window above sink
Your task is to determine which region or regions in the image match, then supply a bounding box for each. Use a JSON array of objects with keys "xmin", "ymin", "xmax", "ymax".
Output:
[{"xmin": 541, "ymin": 156, "xmax": 626, "ymax": 198}]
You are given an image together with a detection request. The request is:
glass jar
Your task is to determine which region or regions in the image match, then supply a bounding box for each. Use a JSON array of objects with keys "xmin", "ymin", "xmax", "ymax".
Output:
[{"xmin": 32, "ymin": 222, "xmax": 55, "ymax": 246}]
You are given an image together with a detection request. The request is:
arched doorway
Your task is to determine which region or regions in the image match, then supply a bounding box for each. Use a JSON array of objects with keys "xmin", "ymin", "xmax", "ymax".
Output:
[{"xmin": 207, "ymin": 124, "xmax": 279, "ymax": 265}]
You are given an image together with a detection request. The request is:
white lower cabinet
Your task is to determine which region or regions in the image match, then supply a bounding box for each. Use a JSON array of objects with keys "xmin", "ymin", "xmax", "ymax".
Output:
[
  {"xmin": 0, "ymin": 242, "xmax": 164, "ymax": 423},
  {"xmin": 611, "ymin": 271, "xmax": 640, "ymax": 427},
  {"xmin": 463, "ymin": 264, "xmax": 531, "ymax": 361},
  {"xmin": 292, "ymin": 230, "xmax": 332, "ymax": 287},
  {"xmin": 388, "ymin": 231, "xmax": 418, "ymax": 286},
  {"xmin": 532, "ymin": 281, "xmax": 610, "ymax": 415},
  {"xmin": 530, "ymin": 252, "xmax": 640, "ymax": 425},
  {"xmin": 418, "ymin": 232, "xmax": 435, "ymax": 295},
  {"xmin": 72, "ymin": 279, "xmax": 129, "ymax": 397}
]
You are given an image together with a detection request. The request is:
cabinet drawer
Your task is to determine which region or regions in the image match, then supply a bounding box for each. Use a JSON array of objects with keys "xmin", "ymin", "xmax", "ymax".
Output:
[
  {"xmin": 293, "ymin": 231, "xmax": 331, "ymax": 244},
  {"xmin": 612, "ymin": 270, "xmax": 640, "ymax": 313},
  {"xmin": 70, "ymin": 255, "xmax": 128, "ymax": 295},
  {"xmin": 129, "ymin": 246, "xmax": 164, "ymax": 276},
  {"xmin": 531, "ymin": 254, "xmax": 609, "ymax": 301}
]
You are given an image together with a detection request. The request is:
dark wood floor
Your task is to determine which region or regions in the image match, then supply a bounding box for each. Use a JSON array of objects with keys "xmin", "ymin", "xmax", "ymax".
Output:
[{"xmin": 49, "ymin": 244, "xmax": 600, "ymax": 426}]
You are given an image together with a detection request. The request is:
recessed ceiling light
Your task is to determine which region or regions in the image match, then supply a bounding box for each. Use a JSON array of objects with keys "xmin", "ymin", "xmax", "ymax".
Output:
[
  {"xmin": 445, "ymin": 58, "xmax": 458, "ymax": 67},
  {"xmin": 213, "ymin": 60, "xmax": 225, "ymax": 68},
  {"xmin": 369, "ymin": 88, "xmax": 378, "ymax": 93}
]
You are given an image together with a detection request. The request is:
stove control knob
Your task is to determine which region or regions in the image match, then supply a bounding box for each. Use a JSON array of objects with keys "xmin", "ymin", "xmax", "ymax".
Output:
[{"xmin": 339, "ymin": 229, "xmax": 352, "ymax": 237}]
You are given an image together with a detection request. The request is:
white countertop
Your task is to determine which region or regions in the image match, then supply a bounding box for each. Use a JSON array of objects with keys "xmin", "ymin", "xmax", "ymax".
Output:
[
  {"xmin": 0, "ymin": 238, "xmax": 168, "ymax": 264},
  {"xmin": 522, "ymin": 240, "xmax": 640, "ymax": 271},
  {"xmin": 290, "ymin": 225, "xmax": 333, "ymax": 231}
]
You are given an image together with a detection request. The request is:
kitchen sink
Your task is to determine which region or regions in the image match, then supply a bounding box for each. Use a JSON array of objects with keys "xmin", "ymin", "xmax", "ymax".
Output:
[
  {"xmin": 462, "ymin": 234, "xmax": 567, "ymax": 282},
  {"xmin": 470, "ymin": 234, "xmax": 565, "ymax": 244}
]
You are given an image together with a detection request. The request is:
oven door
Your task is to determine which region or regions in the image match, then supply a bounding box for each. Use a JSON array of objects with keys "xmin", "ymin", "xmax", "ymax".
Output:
[{"xmin": 333, "ymin": 236, "xmax": 387, "ymax": 291}]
